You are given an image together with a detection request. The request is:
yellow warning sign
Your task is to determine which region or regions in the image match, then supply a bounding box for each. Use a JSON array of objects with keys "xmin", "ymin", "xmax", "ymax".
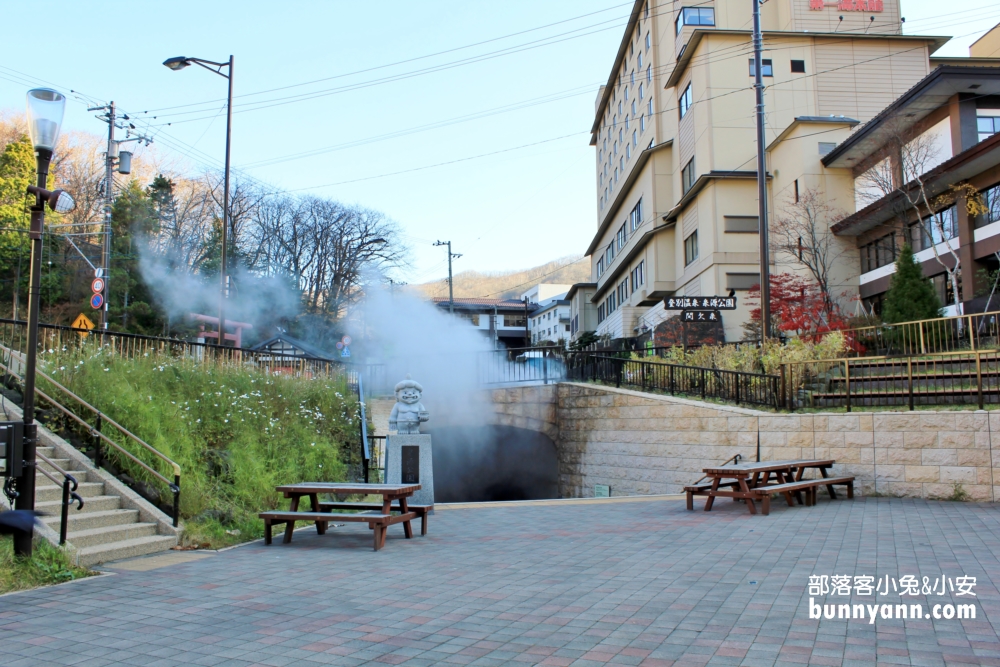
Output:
[{"xmin": 72, "ymin": 313, "xmax": 95, "ymax": 337}]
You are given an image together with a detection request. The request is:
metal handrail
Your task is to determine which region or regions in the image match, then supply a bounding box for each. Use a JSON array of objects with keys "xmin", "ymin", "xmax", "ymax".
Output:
[
  {"xmin": 35, "ymin": 451, "xmax": 84, "ymax": 545},
  {"xmin": 0, "ymin": 348, "xmax": 182, "ymax": 526},
  {"xmin": 780, "ymin": 347, "xmax": 1000, "ymax": 368}
]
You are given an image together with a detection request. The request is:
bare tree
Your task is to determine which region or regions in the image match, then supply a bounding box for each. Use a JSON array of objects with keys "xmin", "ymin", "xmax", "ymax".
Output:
[
  {"xmin": 772, "ymin": 187, "xmax": 848, "ymax": 317},
  {"xmin": 857, "ymin": 123, "xmax": 964, "ymax": 309}
]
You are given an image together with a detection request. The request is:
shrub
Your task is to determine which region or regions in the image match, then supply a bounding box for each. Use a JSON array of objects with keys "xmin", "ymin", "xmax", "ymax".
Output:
[{"xmin": 36, "ymin": 347, "xmax": 359, "ymax": 547}]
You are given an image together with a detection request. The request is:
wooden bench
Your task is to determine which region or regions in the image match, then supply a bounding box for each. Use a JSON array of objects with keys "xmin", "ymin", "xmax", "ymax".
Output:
[
  {"xmin": 684, "ymin": 481, "xmax": 741, "ymax": 510},
  {"xmin": 752, "ymin": 476, "xmax": 855, "ymax": 515},
  {"xmin": 259, "ymin": 511, "xmax": 401, "ymax": 551},
  {"xmin": 319, "ymin": 502, "xmax": 431, "ymax": 536}
]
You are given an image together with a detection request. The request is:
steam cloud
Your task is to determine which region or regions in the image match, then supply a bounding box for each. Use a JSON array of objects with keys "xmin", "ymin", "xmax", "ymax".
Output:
[{"xmin": 139, "ymin": 246, "xmax": 302, "ymax": 332}]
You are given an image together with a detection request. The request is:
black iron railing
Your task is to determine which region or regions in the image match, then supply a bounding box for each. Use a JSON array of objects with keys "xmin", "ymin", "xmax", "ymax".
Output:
[
  {"xmin": 35, "ymin": 452, "xmax": 84, "ymax": 545},
  {"xmin": 567, "ymin": 354, "xmax": 780, "ymax": 408}
]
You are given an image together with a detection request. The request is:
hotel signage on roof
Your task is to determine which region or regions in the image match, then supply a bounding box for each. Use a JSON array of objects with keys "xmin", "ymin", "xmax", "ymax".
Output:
[{"xmin": 809, "ymin": 0, "xmax": 883, "ymax": 10}]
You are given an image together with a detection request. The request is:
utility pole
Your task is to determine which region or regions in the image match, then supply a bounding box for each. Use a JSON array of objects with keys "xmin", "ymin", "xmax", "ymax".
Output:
[
  {"xmin": 752, "ymin": 0, "xmax": 771, "ymax": 341},
  {"xmin": 433, "ymin": 240, "xmax": 462, "ymax": 314},
  {"xmin": 89, "ymin": 101, "xmax": 115, "ymax": 330},
  {"xmin": 88, "ymin": 102, "xmax": 152, "ymax": 330}
]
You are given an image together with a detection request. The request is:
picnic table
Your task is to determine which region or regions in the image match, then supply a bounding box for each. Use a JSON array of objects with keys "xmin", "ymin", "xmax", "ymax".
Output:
[
  {"xmin": 259, "ymin": 483, "xmax": 430, "ymax": 551},
  {"xmin": 685, "ymin": 459, "xmax": 854, "ymax": 516}
]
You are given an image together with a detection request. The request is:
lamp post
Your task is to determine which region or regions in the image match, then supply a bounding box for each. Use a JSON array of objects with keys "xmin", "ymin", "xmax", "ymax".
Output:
[
  {"xmin": 163, "ymin": 55, "xmax": 233, "ymax": 345},
  {"xmin": 16, "ymin": 89, "xmax": 75, "ymax": 557}
]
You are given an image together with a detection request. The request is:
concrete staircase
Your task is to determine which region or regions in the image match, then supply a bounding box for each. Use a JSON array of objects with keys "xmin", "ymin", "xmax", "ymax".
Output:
[
  {"xmin": 35, "ymin": 444, "xmax": 177, "ymax": 567},
  {"xmin": 1, "ymin": 403, "xmax": 180, "ymax": 567}
]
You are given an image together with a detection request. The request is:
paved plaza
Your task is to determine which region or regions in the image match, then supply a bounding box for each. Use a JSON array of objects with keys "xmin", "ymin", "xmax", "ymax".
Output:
[{"xmin": 2, "ymin": 496, "xmax": 1000, "ymax": 666}]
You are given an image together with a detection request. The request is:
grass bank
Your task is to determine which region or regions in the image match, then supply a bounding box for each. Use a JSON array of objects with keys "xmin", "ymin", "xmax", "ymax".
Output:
[
  {"xmin": 34, "ymin": 348, "xmax": 361, "ymax": 548},
  {"xmin": 0, "ymin": 537, "xmax": 93, "ymax": 594}
]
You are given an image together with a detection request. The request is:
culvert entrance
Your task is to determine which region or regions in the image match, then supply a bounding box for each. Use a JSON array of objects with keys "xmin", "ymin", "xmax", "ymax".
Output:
[{"xmin": 428, "ymin": 425, "xmax": 559, "ymax": 503}]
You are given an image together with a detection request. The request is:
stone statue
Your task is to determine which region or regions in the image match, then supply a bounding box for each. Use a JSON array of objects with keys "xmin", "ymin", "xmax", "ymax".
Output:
[{"xmin": 389, "ymin": 376, "xmax": 429, "ymax": 434}]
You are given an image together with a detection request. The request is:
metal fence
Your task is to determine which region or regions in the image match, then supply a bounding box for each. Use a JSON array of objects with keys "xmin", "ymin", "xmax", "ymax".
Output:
[
  {"xmin": 0, "ymin": 317, "xmax": 363, "ymax": 382},
  {"xmin": 567, "ymin": 354, "xmax": 780, "ymax": 408},
  {"xmin": 478, "ymin": 348, "xmax": 567, "ymax": 385},
  {"xmin": 794, "ymin": 310, "xmax": 1000, "ymax": 357},
  {"xmin": 781, "ymin": 349, "xmax": 1000, "ymax": 411}
]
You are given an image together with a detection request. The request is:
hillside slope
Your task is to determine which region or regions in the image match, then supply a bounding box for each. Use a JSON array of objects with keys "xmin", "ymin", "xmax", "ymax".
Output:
[{"xmin": 414, "ymin": 256, "xmax": 591, "ymax": 300}]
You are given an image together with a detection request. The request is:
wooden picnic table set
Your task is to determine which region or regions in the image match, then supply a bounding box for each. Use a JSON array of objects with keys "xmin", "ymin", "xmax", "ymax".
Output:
[
  {"xmin": 685, "ymin": 459, "xmax": 855, "ymax": 516},
  {"xmin": 258, "ymin": 483, "xmax": 431, "ymax": 551}
]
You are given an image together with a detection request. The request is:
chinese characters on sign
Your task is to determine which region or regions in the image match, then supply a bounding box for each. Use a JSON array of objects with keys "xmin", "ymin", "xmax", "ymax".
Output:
[
  {"xmin": 809, "ymin": 0, "xmax": 883, "ymax": 11},
  {"xmin": 808, "ymin": 574, "xmax": 976, "ymax": 597},
  {"xmin": 664, "ymin": 296, "xmax": 737, "ymax": 310},
  {"xmin": 682, "ymin": 310, "xmax": 720, "ymax": 322}
]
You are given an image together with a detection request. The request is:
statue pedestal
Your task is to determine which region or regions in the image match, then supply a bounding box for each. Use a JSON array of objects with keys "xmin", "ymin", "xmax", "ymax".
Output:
[{"xmin": 385, "ymin": 434, "xmax": 434, "ymax": 506}]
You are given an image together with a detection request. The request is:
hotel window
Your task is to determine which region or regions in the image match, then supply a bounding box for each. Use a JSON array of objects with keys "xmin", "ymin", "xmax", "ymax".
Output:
[
  {"xmin": 618, "ymin": 101, "xmax": 623, "ymax": 116},
  {"xmin": 647, "ymin": 65, "xmax": 652, "ymax": 83},
  {"xmin": 979, "ymin": 115, "xmax": 1000, "ymax": 143},
  {"xmin": 979, "ymin": 183, "xmax": 1000, "ymax": 228},
  {"xmin": 617, "ymin": 223, "xmax": 627, "ymax": 250},
  {"xmin": 614, "ymin": 167, "xmax": 618, "ymax": 182},
  {"xmin": 631, "ymin": 100, "xmax": 636, "ymax": 116},
  {"xmin": 679, "ymin": 83, "xmax": 692, "ymax": 119},
  {"xmin": 676, "ymin": 7, "xmax": 715, "ymax": 33},
  {"xmin": 597, "ymin": 257, "xmax": 604, "ymax": 276},
  {"xmin": 909, "ymin": 207, "xmax": 957, "ymax": 250},
  {"xmin": 748, "ymin": 59, "xmax": 773, "ymax": 77},
  {"xmin": 648, "ymin": 97, "xmax": 653, "ymax": 116},
  {"xmin": 638, "ymin": 52, "xmax": 643, "ymax": 69},
  {"xmin": 618, "ymin": 278, "xmax": 629, "ymax": 304},
  {"xmin": 630, "ymin": 70, "xmax": 635, "ymax": 86},
  {"xmin": 620, "ymin": 156, "xmax": 624, "ymax": 172},
  {"xmin": 819, "ymin": 142, "xmax": 836, "ymax": 155},
  {"xmin": 606, "ymin": 243, "xmax": 615, "ymax": 265},
  {"xmin": 597, "ymin": 304, "xmax": 605, "ymax": 324},
  {"xmin": 681, "ymin": 158, "xmax": 695, "ymax": 194},
  {"xmin": 790, "ymin": 59, "xmax": 806, "ymax": 73},
  {"xmin": 624, "ymin": 85, "xmax": 629, "ymax": 100},
  {"xmin": 619, "ymin": 128, "xmax": 623, "ymax": 143},
  {"xmin": 626, "ymin": 143, "xmax": 631, "ymax": 159},
  {"xmin": 626, "ymin": 115, "xmax": 630, "ymax": 131},
  {"xmin": 640, "ymin": 115, "xmax": 646, "ymax": 132},
  {"xmin": 859, "ymin": 232, "xmax": 897, "ymax": 273},
  {"xmin": 727, "ymin": 273, "xmax": 760, "ymax": 291},
  {"xmin": 632, "ymin": 130, "xmax": 637, "ymax": 148},
  {"xmin": 630, "ymin": 199, "xmax": 643, "ymax": 231},
  {"xmin": 631, "ymin": 260, "xmax": 645, "ymax": 291},
  {"xmin": 684, "ymin": 231, "xmax": 698, "ymax": 266},
  {"xmin": 639, "ymin": 83, "xmax": 644, "ymax": 100},
  {"xmin": 645, "ymin": 32, "xmax": 651, "ymax": 49}
]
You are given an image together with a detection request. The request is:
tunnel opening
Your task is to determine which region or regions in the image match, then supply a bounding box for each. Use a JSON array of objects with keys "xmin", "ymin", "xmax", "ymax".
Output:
[{"xmin": 428, "ymin": 425, "xmax": 559, "ymax": 503}]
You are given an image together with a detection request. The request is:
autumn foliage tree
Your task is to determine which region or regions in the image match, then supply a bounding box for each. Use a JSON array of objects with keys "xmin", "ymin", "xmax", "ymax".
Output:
[{"xmin": 742, "ymin": 273, "xmax": 850, "ymax": 341}]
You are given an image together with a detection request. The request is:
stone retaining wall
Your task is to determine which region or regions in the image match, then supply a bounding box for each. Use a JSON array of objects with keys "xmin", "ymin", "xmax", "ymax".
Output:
[{"xmin": 487, "ymin": 382, "xmax": 1000, "ymax": 501}]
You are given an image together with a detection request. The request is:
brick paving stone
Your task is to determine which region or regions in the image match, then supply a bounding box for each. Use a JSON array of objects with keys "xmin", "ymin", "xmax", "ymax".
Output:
[{"xmin": 1, "ymin": 497, "xmax": 999, "ymax": 666}]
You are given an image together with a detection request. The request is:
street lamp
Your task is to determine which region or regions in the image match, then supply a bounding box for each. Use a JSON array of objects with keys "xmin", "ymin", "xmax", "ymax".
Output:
[
  {"xmin": 15, "ymin": 89, "xmax": 76, "ymax": 557},
  {"xmin": 163, "ymin": 55, "xmax": 234, "ymax": 345}
]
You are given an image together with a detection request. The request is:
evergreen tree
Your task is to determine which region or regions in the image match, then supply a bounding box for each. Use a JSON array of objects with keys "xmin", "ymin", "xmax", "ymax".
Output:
[
  {"xmin": 882, "ymin": 243, "xmax": 941, "ymax": 323},
  {"xmin": 106, "ymin": 181, "xmax": 165, "ymax": 334}
]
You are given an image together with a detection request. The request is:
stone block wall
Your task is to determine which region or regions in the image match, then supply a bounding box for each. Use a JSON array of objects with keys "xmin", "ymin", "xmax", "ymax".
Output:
[{"xmin": 487, "ymin": 382, "xmax": 1000, "ymax": 502}]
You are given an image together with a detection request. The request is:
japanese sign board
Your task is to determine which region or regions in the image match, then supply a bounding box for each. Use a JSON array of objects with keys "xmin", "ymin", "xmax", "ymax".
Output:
[
  {"xmin": 664, "ymin": 296, "xmax": 736, "ymax": 310},
  {"xmin": 682, "ymin": 310, "xmax": 722, "ymax": 322},
  {"xmin": 810, "ymin": 0, "xmax": 883, "ymax": 11}
]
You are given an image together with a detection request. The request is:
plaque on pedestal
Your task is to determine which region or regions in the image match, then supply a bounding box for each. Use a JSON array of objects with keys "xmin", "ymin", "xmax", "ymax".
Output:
[{"xmin": 385, "ymin": 434, "xmax": 434, "ymax": 506}]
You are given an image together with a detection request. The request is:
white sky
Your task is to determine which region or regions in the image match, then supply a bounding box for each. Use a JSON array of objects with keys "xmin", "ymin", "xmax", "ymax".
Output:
[{"xmin": 1, "ymin": 1, "xmax": 997, "ymax": 290}]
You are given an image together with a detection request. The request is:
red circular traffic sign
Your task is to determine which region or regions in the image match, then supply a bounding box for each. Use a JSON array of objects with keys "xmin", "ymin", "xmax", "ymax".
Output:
[
  {"xmin": 92, "ymin": 278, "xmax": 105, "ymax": 293},
  {"xmin": 90, "ymin": 293, "xmax": 104, "ymax": 309}
]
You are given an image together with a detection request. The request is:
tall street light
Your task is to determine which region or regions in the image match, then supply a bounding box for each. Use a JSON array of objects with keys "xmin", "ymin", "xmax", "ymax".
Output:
[
  {"xmin": 163, "ymin": 55, "xmax": 233, "ymax": 345},
  {"xmin": 17, "ymin": 89, "xmax": 76, "ymax": 556}
]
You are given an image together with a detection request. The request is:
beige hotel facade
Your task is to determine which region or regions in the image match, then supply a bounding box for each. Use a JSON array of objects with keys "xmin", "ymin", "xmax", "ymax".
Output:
[{"xmin": 574, "ymin": 0, "xmax": 954, "ymax": 342}]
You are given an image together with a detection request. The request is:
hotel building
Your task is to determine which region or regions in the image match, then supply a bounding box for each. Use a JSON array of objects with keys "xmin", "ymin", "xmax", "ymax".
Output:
[{"xmin": 581, "ymin": 0, "xmax": 949, "ymax": 342}]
